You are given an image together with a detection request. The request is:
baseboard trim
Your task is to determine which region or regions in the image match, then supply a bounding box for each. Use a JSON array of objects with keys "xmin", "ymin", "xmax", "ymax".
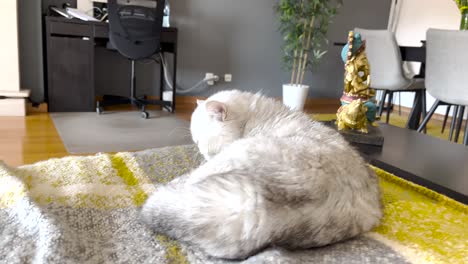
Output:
[
  {"xmin": 32, "ymin": 97, "xmax": 464, "ymax": 128},
  {"xmin": 28, "ymin": 96, "xmax": 207, "ymax": 114},
  {"xmin": 34, "ymin": 96, "xmax": 340, "ymax": 114},
  {"xmin": 167, "ymin": 96, "xmax": 341, "ymax": 114},
  {"xmin": 27, "ymin": 102, "xmax": 48, "ymax": 113}
]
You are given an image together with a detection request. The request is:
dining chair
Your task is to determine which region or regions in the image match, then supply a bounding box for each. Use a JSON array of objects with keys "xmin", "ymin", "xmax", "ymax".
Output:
[
  {"xmin": 355, "ymin": 28, "xmax": 426, "ymax": 125},
  {"xmin": 417, "ymin": 29, "xmax": 468, "ymax": 145}
]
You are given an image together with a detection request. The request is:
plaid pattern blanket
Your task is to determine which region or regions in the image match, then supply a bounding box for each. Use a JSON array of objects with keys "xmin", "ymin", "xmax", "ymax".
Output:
[{"xmin": 0, "ymin": 145, "xmax": 466, "ymax": 263}]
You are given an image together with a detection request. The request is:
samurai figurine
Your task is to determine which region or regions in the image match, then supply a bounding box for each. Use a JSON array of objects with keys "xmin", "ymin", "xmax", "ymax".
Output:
[{"xmin": 336, "ymin": 31, "xmax": 377, "ymax": 133}]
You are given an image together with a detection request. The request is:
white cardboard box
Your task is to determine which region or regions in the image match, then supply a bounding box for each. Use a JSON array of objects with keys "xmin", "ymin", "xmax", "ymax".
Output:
[{"xmin": 0, "ymin": 98, "xmax": 26, "ymax": 116}]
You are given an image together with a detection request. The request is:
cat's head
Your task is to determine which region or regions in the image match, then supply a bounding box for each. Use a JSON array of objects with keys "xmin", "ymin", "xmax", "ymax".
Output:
[{"xmin": 191, "ymin": 99, "xmax": 244, "ymax": 160}]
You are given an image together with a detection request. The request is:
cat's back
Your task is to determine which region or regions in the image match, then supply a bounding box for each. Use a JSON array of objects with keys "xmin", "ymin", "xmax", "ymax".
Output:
[{"xmin": 200, "ymin": 89, "xmax": 374, "ymax": 192}]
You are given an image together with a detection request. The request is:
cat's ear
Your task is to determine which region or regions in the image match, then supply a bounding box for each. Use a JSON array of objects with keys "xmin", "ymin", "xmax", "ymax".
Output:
[
  {"xmin": 196, "ymin": 99, "xmax": 205, "ymax": 106},
  {"xmin": 205, "ymin": 101, "xmax": 227, "ymax": 122}
]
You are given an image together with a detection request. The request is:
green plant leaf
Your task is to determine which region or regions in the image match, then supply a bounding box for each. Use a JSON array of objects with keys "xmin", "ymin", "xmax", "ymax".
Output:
[{"xmin": 275, "ymin": 0, "xmax": 342, "ymax": 79}]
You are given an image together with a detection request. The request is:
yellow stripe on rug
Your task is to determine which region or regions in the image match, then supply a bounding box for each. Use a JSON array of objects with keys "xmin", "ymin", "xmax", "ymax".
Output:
[
  {"xmin": 0, "ymin": 154, "xmax": 157, "ymax": 209},
  {"xmin": 0, "ymin": 162, "xmax": 28, "ymax": 208},
  {"xmin": 156, "ymin": 235, "xmax": 190, "ymax": 264},
  {"xmin": 110, "ymin": 154, "xmax": 150, "ymax": 206}
]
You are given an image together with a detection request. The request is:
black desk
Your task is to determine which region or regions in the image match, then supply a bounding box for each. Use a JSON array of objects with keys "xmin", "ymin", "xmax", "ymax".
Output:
[
  {"xmin": 334, "ymin": 42, "xmax": 426, "ymax": 130},
  {"xmin": 398, "ymin": 45, "xmax": 426, "ymax": 130},
  {"xmin": 45, "ymin": 16, "xmax": 178, "ymax": 112},
  {"xmin": 355, "ymin": 124, "xmax": 468, "ymax": 204}
]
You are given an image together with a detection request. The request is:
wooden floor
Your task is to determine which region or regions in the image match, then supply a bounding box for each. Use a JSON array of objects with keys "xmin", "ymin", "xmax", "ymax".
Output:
[
  {"xmin": 1, "ymin": 113, "xmax": 67, "ymax": 166},
  {"xmin": 0, "ymin": 109, "xmax": 195, "ymax": 167},
  {"xmin": 1, "ymin": 97, "xmax": 451, "ymax": 167},
  {"xmin": 0, "ymin": 95, "xmax": 192, "ymax": 166}
]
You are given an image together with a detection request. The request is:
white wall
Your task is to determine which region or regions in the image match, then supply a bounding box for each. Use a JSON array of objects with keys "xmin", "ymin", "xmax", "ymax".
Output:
[
  {"xmin": 395, "ymin": 0, "xmax": 460, "ymax": 46},
  {"xmin": 392, "ymin": 0, "xmax": 461, "ymax": 116},
  {"xmin": 0, "ymin": 0, "xmax": 20, "ymax": 92}
]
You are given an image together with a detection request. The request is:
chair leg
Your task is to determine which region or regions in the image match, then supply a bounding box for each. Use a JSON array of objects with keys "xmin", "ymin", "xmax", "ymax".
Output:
[
  {"xmin": 386, "ymin": 91, "xmax": 394, "ymax": 124},
  {"xmin": 441, "ymin": 105, "xmax": 451, "ymax": 133},
  {"xmin": 417, "ymin": 100, "xmax": 440, "ymax": 133},
  {"xmin": 421, "ymin": 90, "xmax": 427, "ymax": 133},
  {"xmin": 454, "ymin": 106, "xmax": 465, "ymax": 143},
  {"xmin": 130, "ymin": 60, "xmax": 136, "ymax": 100},
  {"xmin": 377, "ymin": 90, "xmax": 387, "ymax": 118},
  {"xmin": 464, "ymin": 114, "xmax": 468, "ymax": 146},
  {"xmin": 449, "ymin": 105, "xmax": 459, "ymax": 141}
]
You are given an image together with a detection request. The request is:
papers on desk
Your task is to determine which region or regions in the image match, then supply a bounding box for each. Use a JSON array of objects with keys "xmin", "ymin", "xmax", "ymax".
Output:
[{"xmin": 66, "ymin": 8, "xmax": 99, "ymax": 22}]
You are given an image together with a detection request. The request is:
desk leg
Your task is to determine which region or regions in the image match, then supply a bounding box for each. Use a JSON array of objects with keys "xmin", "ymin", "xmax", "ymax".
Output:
[
  {"xmin": 406, "ymin": 91, "xmax": 422, "ymax": 130},
  {"xmin": 172, "ymin": 52, "xmax": 177, "ymax": 113},
  {"xmin": 160, "ymin": 55, "xmax": 164, "ymax": 103},
  {"xmin": 160, "ymin": 55, "xmax": 168, "ymax": 112}
]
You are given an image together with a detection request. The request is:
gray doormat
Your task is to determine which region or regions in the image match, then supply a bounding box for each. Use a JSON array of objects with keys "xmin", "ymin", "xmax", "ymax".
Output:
[{"xmin": 50, "ymin": 111, "xmax": 193, "ymax": 154}]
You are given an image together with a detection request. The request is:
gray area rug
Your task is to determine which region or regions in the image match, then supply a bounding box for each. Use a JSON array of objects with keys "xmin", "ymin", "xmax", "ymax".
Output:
[{"xmin": 50, "ymin": 111, "xmax": 193, "ymax": 154}]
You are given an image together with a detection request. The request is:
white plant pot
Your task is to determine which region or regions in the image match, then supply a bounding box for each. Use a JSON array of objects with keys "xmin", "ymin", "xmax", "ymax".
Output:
[{"xmin": 282, "ymin": 84, "xmax": 309, "ymax": 111}]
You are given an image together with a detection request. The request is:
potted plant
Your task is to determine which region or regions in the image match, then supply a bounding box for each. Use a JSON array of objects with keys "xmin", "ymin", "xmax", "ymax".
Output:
[
  {"xmin": 276, "ymin": 0, "xmax": 341, "ymax": 110},
  {"xmin": 454, "ymin": 0, "xmax": 468, "ymax": 29}
]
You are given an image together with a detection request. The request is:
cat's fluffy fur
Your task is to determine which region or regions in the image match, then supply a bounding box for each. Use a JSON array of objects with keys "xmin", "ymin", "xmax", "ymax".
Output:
[{"xmin": 141, "ymin": 90, "xmax": 382, "ymax": 260}]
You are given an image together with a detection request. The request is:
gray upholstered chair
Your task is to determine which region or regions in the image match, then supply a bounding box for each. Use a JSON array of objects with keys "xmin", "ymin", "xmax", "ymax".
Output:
[
  {"xmin": 355, "ymin": 28, "xmax": 426, "ymax": 124},
  {"xmin": 417, "ymin": 29, "xmax": 468, "ymax": 145}
]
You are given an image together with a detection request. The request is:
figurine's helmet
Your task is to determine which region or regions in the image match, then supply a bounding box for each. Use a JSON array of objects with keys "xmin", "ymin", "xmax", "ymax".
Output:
[{"xmin": 341, "ymin": 32, "xmax": 364, "ymax": 63}]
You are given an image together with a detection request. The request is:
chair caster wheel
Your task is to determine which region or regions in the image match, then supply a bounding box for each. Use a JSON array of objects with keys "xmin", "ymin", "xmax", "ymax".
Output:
[
  {"xmin": 96, "ymin": 107, "xmax": 103, "ymax": 114},
  {"xmin": 141, "ymin": 111, "xmax": 149, "ymax": 119}
]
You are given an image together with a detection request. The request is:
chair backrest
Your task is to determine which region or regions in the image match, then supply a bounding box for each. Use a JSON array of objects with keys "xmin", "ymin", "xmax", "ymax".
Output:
[
  {"xmin": 426, "ymin": 29, "xmax": 468, "ymax": 106},
  {"xmin": 108, "ymin": 0, "xmax": 165, "ymax": 60},
  {"xmin": 354, "ymin": 28, "xmax": 411, "ymax": 90}
]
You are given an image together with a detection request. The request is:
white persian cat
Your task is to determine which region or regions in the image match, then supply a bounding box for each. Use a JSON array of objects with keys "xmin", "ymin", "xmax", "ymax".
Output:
[{"xmin": 141, "ymin": 90, "xmax": 382, "ymax": 260}]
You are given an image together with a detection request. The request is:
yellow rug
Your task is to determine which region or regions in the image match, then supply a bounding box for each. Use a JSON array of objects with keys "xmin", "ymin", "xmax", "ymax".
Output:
[
  {"xmin": 371, "ymin": 165, "xmax": 467, "ymax": 264},
  {"xmin": 0, "ymin": 145, "xmax": 466, "ymax": 263},
  {"xmin": 311, "ymin": 113, "xmax": 466, "ymax": 143}
]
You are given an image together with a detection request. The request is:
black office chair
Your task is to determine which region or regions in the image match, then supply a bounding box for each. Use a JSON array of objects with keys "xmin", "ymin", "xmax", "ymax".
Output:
[{"xmin": 96, "ymin": 0, "xmax": 169, "ymax": 119}]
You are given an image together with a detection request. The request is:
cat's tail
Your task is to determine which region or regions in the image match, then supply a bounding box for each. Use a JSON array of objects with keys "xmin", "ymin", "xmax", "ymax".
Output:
[{"xmin": 140, "ymin": 172, "xmax": 271, "ymax": 260}]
